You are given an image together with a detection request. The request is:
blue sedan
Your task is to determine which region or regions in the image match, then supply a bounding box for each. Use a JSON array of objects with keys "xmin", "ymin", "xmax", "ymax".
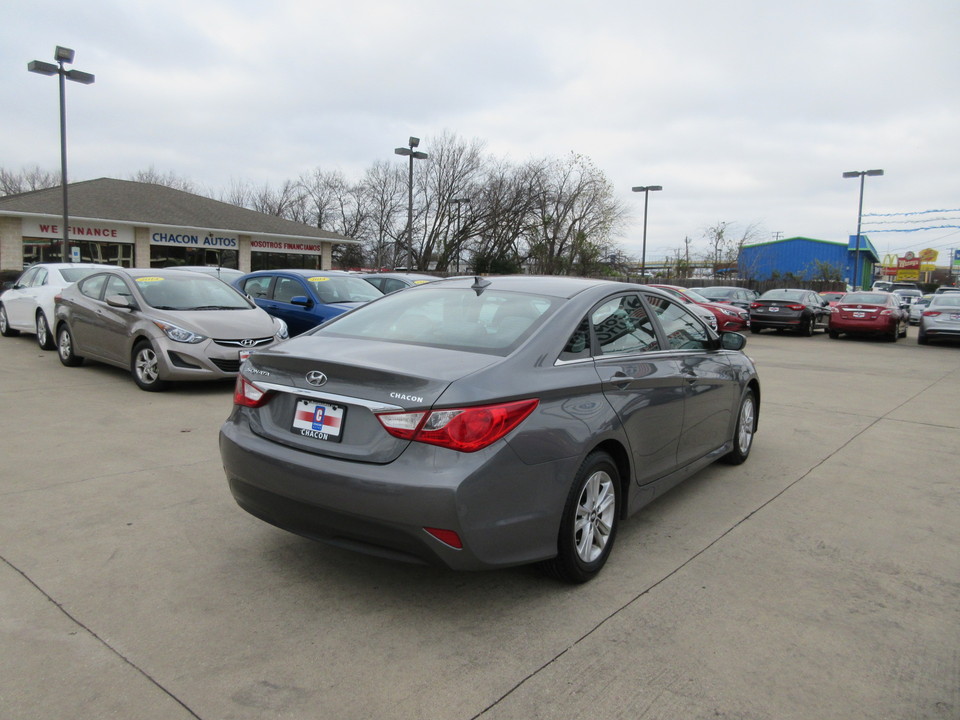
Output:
[{"xmin": 234, "ymin": 270, "xmax": 382, "ymax": 336}]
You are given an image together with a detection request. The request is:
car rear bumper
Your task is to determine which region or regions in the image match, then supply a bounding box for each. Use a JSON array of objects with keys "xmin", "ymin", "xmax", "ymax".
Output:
[
  {"xmin": 219, "ymin": 415, "xmax": 575, "ymax": 570},
  {"xmin": 829, "ymin": 318, "xmax": 896, "ymax": 335}
]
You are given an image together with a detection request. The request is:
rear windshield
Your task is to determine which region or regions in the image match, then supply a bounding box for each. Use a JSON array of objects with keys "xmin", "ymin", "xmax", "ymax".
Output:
[
  {"xmin": 931, "ymin": 295, "xmax": 960, "ymax": 308},
  {"xmin": 759, "ymin": 289, "xmax": 806, "ymax": 301},
  {"xmin": 61, "ymin": 268, "xmax": 105, "ymax": 283},
  {"xmin": 316, "ymin": 287, "xmax": 557, "ymax": 355},
  {"xmin": 842, "ymin": 293, "xmax": 888, "ymax": 305}
]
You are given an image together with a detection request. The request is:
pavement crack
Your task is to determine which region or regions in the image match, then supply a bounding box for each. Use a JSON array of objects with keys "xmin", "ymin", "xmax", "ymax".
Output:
[{"xmin": 0, "ymin": 553, "xmax": 205, "ymax": 720}]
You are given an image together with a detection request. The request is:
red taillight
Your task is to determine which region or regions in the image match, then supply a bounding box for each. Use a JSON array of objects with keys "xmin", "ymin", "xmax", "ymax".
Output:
[
  {"xmin": 233, "ymin": 375, "xmax": 273, "ymax": 408},
  {"xmin": 923, "ymin": 310, "xmax": 941, "ymax": 317},
  {"xmin": 376, "ymin": 399, "xmax": 539, "ymax": 453},
  {"xmin": 786, "ymin": 304, "xmax": 805, "ymax": 311},
  {"xmin": 424, "ymin": 527, "xmax": 463, "ymax": 549},
  {"xmin": 749, "ymin": 302, "xmax": 762, "ymax": 309}
]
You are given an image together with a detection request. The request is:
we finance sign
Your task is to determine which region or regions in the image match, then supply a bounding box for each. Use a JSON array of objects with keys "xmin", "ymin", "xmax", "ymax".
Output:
[{"xmin": 23, "ymin": 218, "xmax": 133, "ymax": 243}]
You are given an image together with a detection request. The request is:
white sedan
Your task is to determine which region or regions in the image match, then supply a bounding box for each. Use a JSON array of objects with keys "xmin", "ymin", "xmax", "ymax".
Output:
[{"xmin": 0, "ymin": 263, "xmax": 113, "ymax": 349}]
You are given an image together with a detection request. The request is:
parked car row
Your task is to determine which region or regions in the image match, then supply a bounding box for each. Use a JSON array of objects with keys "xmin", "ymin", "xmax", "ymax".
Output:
[{"xmin": 3, "ymin": 265, "xmax": 763, "ymax": 583}]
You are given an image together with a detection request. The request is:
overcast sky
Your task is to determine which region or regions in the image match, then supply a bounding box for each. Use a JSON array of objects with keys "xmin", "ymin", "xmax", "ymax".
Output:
[{"xmin": 4, "ymin": 0, "xmax": 959, "ymax": 265}]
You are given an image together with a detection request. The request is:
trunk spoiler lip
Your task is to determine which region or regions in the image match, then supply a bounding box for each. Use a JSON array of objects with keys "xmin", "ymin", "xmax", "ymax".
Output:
[{"xmin": 247, "ymin": 380, "xmax": 405, "ymax": 414}]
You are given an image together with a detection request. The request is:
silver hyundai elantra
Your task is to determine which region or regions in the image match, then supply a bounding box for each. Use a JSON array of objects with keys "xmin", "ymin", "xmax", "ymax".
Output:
[{"xmin": 55, "ymin": 268, "xmax": 288, "ymax": 391}]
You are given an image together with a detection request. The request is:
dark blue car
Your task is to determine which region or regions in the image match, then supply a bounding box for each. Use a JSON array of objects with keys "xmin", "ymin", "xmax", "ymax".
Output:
[{"xmin": 234, "ymin": 270, "xmax": 383, "ymax": 336}]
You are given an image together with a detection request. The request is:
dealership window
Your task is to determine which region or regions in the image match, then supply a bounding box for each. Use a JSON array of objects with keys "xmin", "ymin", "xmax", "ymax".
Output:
[
  {"xmin": 251, "ymin": 252, "xmax": 322, "ymax": 271},
  {"xmin": 23, "ymin": 239, "xmax": 133, "ymax": 267},
  {"xmin": 150, "ymin": 246, "xmax": 238, "ymax": 269}
]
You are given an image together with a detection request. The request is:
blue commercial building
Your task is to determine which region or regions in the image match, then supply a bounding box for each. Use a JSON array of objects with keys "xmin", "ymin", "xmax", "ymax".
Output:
[{"xmin": 738, "ymin": 236, "xmax": 879, "ymax": 288}]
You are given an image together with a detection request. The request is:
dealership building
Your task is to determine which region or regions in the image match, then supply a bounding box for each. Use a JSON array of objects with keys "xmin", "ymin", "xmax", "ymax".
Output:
[{"xmin": 0, "ymin": 178, "xmax": 357, "ymax": 273}]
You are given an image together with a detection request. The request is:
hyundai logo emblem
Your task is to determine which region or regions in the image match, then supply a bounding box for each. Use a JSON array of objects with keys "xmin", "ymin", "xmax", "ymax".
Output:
[
  {"xmin": 306, "ymin": 371, "xmax": 328, "ymax": 387},
  {"xmin": 239, "ymin": 338, "xmax": 257, "ymax": 347}
]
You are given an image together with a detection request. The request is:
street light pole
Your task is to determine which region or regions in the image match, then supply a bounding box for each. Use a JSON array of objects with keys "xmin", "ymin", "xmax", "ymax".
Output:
[
  {"xmin": 394, "ymin": 137, "xmax": 428, "ymax": 269},
  {"xmin": 842, "ymin": 169, "xmax": 883, "ymax": 290},
  {"xmin": 631, "ymin": 185, "xmax": 662, "ymax": 280},
  {"xmin": 451, "ymin": 197, "xmax": 470, "ymax": 273},
  {"xmin": 28, "ymin": 46, "xmax": 95, "ymax": 264}
]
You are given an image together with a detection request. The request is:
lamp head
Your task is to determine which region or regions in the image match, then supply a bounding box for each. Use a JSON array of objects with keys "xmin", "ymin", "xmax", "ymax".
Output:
[
  {"xmin": 55, "ymin": 46, "xmax": 75, "ymax": 63},
  {"xmin": 28, "ymin": 60, "xmax": 58, "ymax": 76},
  {"xmin": 408, "ymin": 136, "xmax": 420, "ymax": 148}
]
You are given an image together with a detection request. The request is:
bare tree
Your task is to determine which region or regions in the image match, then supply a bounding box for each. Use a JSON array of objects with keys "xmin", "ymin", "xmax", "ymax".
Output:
[
  {"xmin": 0, "ymin": 166, "xmax": 60, "ymax": 196},
  {"xmin": 129, "ymin": 166, "xmax": 196, "ymax": 193},
  {"xmin": 526, "ymin": 153, "xmax": 627, "ymax": 276}
]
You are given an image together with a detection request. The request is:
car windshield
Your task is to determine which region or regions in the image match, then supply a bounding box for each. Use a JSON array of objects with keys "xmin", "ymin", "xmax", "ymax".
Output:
[
  {"xmin": 305, "ymin": 275, "xmax": 383, "ymax": 303},
  {"xmin": 759, "ymin": 289, "xmax": 806, "ymax": 301},
  {"xmin": 842, "ymin": 293, "xmax": 889, "ymax": 305},
  {"xmin": 701, "ymin": 287, "xmax": 734, "ymax": 298},
  {"xmin": 61, "ymin": 268, "xmax": 106, "ymax": 283},
  {"xmin": 821, "ymin": 293, "xmax": 844, "ymax": 301},
  {"xmin": 316, "ymin": 287, "xmax": 558, "ymax": 355},
  {"xmin": 135, "ymin": 274, "xmax": 252, "ymax": 310},
  {"xmin": 930, "ymin": 295, "xmax": 960, "ymax": 308}
]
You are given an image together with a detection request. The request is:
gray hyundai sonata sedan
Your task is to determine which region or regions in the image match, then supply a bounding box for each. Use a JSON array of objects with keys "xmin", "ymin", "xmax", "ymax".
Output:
[
  {"xmin": 220, "ymin": 276, "xmax": 760, "ymax": 582},
  {"xmin": 55, "ymin": 268, "xmax": 289, "ymax": 391}
]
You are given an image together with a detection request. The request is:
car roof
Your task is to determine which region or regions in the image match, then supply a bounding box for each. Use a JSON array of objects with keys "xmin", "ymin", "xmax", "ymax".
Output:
[
  {"xmin": 241, "ymin": 269, "xmax": 354, "ymax": 277},
  {"xmin": 360, "ymin": 272, "xmax": 437, "ymax": 281},
  {"xmin": 429, "ymin": 275, "xmax": 650, "ymax": 300}
]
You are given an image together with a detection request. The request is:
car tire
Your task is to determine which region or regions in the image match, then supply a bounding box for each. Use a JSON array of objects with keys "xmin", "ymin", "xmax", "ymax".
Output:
[
  {"xmin": 57, "ymin": 324, "xmax": 84, "ymax": 366},
  {"xmin": 131, "ymin": 340, "xmax": 168, "ymax": 392},
  {"xmin": 540, "ymin": 450, "xmax": 620, "ymax": 584},
  {"xmin": 750, "ymin": 326, "xmax": 762, "ymax": 334},
  {"xmin": 0, "ymin": 305, "xmax": 20, "ymax": 337},
  {"xmin": 36, "ymin": 312, "xmax": 56, "ymax": 350},
  {"xmin": 829, "ymin": 330, "xmax": 840, "ymax": 339},
  {"xmin": 803, "ymin": 316, "xmax": 815, "ymax": 336},
  {"xmin": 888, "ymin": 323, "xmax": 899, "ymax": 343},
  {"xmin": 898, "ymin": 321, "xmax": 908, "ymax": 338},
  {"xmin": 918, "ymin": 331, "xmax": 929, "ymax": 345},
  {"xmin": 721, "ymin": 389, "xmax": 757, "ymax": 466}
]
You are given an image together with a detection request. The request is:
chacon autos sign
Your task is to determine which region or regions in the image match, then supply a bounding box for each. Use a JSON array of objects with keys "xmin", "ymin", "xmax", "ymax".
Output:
[{"xmin": 150, "ymin": 229, "xmax": 238, "ymax": 247}]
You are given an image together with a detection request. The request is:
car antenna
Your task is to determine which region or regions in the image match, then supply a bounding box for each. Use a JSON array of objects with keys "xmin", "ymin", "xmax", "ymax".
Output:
[{"xmin": 471, "ymin": 276, "xmax": 491, "ymax": 296}]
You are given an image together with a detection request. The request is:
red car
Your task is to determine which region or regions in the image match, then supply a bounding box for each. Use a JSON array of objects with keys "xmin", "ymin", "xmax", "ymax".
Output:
[
  {"xmin": 649, "ymin": 284, "xmax": 750, "ymax": 332},
  {"xmin": 819, "ymin": 291, "xmax": 846, "ymax": 308},
  {"xmin": 828, "ymin": 291, "xmax": 909, "ymax": 341}
]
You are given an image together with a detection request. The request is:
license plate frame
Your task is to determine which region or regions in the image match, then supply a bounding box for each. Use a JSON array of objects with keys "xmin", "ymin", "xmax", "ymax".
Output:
[{"xmin": 292, "ymin": 398, "xmax": 346, "ymax": 442}]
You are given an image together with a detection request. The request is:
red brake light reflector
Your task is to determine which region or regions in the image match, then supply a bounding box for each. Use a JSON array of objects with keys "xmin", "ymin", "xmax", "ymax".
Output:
[
  {"xmin": 424, "ymin": 527, "xmax": 463, "ymax": 549},
  {"xmin": 233, "ymin": 375, "xmax": 272, "ymax": 408},
  {"xmin": 376, "ymin": 399, "xmax": 539, "ymax": 453}
]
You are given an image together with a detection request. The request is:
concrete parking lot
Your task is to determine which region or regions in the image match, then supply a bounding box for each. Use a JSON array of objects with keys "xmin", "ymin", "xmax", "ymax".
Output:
[{"xmin": 1, "ymin": 329, "xmax": 958, "ymax": 720}]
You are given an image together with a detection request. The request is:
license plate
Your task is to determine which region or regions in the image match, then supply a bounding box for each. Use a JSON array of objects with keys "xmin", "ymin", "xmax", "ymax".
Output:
[
  {"xmin": 292, "ymin": 399, "xmax": 345, "ymax": 442},
  {"xmin": 952, "ymin": 313, "xmax": 960, "ymax": 321},
  {"xmin": 853, "ymin": 312, "xmax": 865, "ymax": 318},
  {"xmin": 239, "ymin": 350, "xmax": 252, "ymax": 362},
  {"xmin": 768, "ymin": 306, "xmax": 779, "ymax": 313}
]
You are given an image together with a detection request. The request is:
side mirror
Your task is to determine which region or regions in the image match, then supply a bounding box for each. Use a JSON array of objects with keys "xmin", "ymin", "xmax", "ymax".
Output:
[
  {"xmin": 105, "ymin": 294, "xmax": 136, "ymax": 310},
  {"xmin": 720, "ymin": 332, "xmax": 747, "ymax": 351},
  {"xmin": 290, "ymin": 295, "xmax": 312, "ymax": 307}
]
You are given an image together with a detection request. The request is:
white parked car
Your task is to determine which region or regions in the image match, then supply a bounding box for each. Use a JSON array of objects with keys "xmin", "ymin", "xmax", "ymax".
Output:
[
  {"xmin": 0, "ymin": 263, "xmax": 114, "ymax": 349},
  {"xmin": 908, "ymin": 294, "xmax": 934, "ymax": 325}
]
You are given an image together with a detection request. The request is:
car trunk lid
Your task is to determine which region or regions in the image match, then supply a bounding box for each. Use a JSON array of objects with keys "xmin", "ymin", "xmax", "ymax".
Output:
[{"xmin": 239, "ymin": 334, "xmax": 499, "ymax": 463}]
